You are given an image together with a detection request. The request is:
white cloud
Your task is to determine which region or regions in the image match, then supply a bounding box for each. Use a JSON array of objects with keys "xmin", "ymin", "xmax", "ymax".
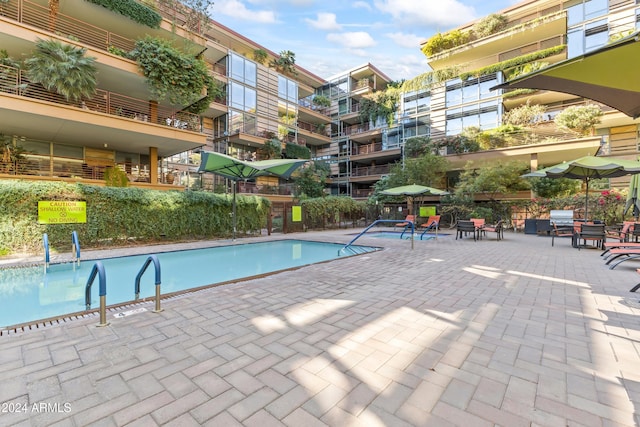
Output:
[
  {"xmin": 213, "ymin": 0, "xmax": 277, "ymax": 23},
  {"xmin": 374, "ymin": 0, "xmax": 476, "ymax": 27},
  {"xmin": 353, "ymin": 1, "xmax": 373, "ymax": 11},
  {"xmin": 385, "ymin": 32, "xmax": 424, "ymax": 49},
  {"xmin": 305, "ymin": 13, "xmax": 342, "ymax": 31},
  {"xmin": 326, "ymin": 31, "xmax": 376, "ymax": 49}
]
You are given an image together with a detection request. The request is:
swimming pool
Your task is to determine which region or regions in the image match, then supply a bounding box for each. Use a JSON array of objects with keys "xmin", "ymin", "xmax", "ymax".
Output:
[{"xmin": 0, "ymin": 240, "xmax": 378, "ymax": 329}]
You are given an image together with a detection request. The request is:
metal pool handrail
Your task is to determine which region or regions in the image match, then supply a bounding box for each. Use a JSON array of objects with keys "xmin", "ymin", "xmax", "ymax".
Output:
[
  {"xmin": 339, "ymin": 219, "xmax": 415, "ymax": 255},
  {"xmin": 135, "ymin": 255, "xmax": 163, "ymax": 313},
  {"xmin": 85, "ymin": 261, "xmax": 109, "ymax": 327},
  {"xmin": 43, "ymin": 233, "xmax": 50, "ymax": 272},
  {"xmin": 71, "ymin": 230, "xmax": 80, "ymax": 266}
]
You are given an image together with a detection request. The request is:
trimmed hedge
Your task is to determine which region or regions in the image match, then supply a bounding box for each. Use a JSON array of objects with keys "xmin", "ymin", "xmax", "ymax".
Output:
[
  {"xmin": 0, "ymin": 180, "xmax": 270, "ymax": 255},
  {"xmin": 84, "ymin": 0, "xmax": 162, "ymax": 28}
]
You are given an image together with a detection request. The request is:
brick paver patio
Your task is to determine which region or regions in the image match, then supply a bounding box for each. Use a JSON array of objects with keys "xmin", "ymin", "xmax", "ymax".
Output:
[{"xmin": 1, "ymin": 228, "xmax": 639, "ymax": 426}]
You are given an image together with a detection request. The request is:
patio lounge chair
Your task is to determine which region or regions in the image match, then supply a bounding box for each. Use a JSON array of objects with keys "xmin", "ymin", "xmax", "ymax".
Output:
[
  {"xmin": 604, "ymin": 248, "xmax": 640, "ymax": 269},
  {"xmin": 601, "ymin": 240, "xmax": 640, "ymax": 258},
  {"xmin": 394, "ymin": 215, "xmax": 415, "ymax": 229},
  {"xmin": 419, "ymin": 215, "xmax": 440, "ymax": 240},
  {"xmin": 456, "ymin": 220, "xmax": 477, "ymax": 241}
]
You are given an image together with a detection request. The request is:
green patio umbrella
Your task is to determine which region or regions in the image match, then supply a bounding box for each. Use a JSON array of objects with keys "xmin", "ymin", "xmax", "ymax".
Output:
[
  {"xmin": 381, "ymin": 184, "xmax": 448, "ymax": 216},
  {"xmin": 198, "ymin": 151, "xmax": 308, "ymax": 239},
  {"xmin": 522, "ymin": 155, "xmax": 640, "ymax": 221},
  {"xmin": 625, "ymin": 174, "xmax": 640, "ymax": 220},
  {"xmin": 493, "ymin": 31, "xmax": 640, "ymax": 118}
]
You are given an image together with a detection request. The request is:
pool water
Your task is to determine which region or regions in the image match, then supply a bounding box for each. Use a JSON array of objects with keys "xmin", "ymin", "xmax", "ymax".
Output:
[{"xmin": 0, "ymin": 240, "xmax": 378, "ymax": 328}]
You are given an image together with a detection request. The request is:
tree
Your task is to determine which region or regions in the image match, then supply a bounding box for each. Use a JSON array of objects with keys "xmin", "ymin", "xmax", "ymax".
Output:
[
  {"xmin": 529, "ymin": 176, "xmax": 580, "ymax": 198},
  {"xmin": 259, "ymin": 138, "xmax": 282, "ymax": 160},
  {"xmin": 388, "ymin": 152, "xmax": 449, "ymax": 188},
  {"xmin": 294, "ymin": 162, "xmax": 328, "ymax": 198},
  {"xmin": 370, "ymin": 152, "xmax": 449, "ymax": 203},
  {"xmin": 25, "ymin": 38, "xmax": 97, "ymax": 103},
  {"xmin": 455, "ymin": 160, "xmax": 530, "ymax": 202},
  {"xmin": 403, "ymin": 136, "xmax": 433, "ymax": 158}
]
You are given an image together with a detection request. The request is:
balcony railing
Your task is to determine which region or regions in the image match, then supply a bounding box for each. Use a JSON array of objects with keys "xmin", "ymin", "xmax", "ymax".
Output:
[
  {"xmin": 353, "ymin": 142, "xmax": 385, "ymax": 155},
  {"xmin": 352, "ymin": 164, "xmax": 391, "ymax": 177},
  {"xmin": 298, "ymin": 97, "xmax": 330, "ymax": 115},
  {"xmin": 0, "ymin": 65, "xmax": 202, "ymax": 132},
  {"xmin": 0, "ymin": 154, "xmax": 160, "ymax": 184},
  {"xmin": 2, "ymin": 0, "xmax": 135, "ymax": 53},
  {"xmin": 236, "ymin": 181, "xmax": 294, "ymax": 196},
  {"xmin": 297, "ymin": 120, "xmax": 328, "ymax": 136},
  {"xmin": 344, "ymin": 123, "xmax": 374, "ymax": 135}
]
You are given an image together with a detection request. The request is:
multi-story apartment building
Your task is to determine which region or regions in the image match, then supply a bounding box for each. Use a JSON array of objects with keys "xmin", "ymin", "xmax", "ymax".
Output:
[
  {"xmin": 317, "ymin": 0, "xmax": 639, "ymax": 200},
  {"xmin": 419, "ymin": 0, "xmax": 640, "ymax": 189},
  {"xmin": 1, "ymin": 0, "xmax": 637, "ymax": 203},
  {"xmin": 0, "ymin": 0, "xmax": 330, "ymax": 198}
]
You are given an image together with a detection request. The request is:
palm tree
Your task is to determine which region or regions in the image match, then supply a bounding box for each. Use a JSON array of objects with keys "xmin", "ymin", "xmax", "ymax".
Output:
[{"xmin": 24, "ymin": 38, "xmax": 97, "ymax": 104}]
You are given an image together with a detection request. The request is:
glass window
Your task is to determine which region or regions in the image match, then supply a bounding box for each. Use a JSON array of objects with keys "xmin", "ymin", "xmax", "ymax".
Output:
[
  {"xmin": 229, "ymin": 53, "xmax": 256, "ymax": 87},
  {"xmin": 338, "ymin": 99, "xmax": 347, "ymax": 115},
  {"xmin": 585, "ymin": 19, "xmax": 608, "ymax": 51},
  {"xmin": 288, "ymin": 80, "xmax": 297, "ymax": 103},
  {"xmin": 245, "ymin": 61, "xmax": 256, "ymax": 87},
  {"xmin": 584, "ymin": 0, "xmax": 607, "ymax": 20},
  {"xmin": 230, "ymin": 54, "xmax": 245, "ymax": 82},
  {"xmin": 567, "ymin": 28, "xmax": 585, "ymax": 57},
  {"xmin": 230, "ymin": 82, "xmax": 256, "ymax": 112},
  {"xmin": 22, "ymin": 140, "xmax": 49, "ymax": 155},
  {"xmin": 230, "ymin": 82, "xmax": 244, "ymax": 110},
  {"xmin": 53, "ymin": 144, "xmax": 83, "ymax": 159}
]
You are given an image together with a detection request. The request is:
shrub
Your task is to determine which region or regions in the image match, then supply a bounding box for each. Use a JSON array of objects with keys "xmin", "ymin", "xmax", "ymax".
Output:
[
  {"xmin": 0, "ymin": 180, "xmax": 270, "ymax": 254},
  {"xmin": 554, "ymin": 104, "xmax": 603, "ymax": 135},
  {"xmin": 473, "ymin": 14, "xmax": 508, "ymax": 38},
  {"xmin": 421, "ymin": 30, "xmax": 471, "ymax": 57}
]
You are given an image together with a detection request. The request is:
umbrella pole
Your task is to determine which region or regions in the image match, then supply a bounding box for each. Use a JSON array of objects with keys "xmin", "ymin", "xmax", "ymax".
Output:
[
  {"xmin": 233, "ymin": 180, "xmax": 237, "ymax": 241},
  {"xmin": 585, "ymin": 179, "xmax": 589, "ymax": 222}
]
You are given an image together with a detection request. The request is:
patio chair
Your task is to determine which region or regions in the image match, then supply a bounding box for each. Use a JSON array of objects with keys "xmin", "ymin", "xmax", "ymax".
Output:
[
  {"xmin": 551, "ymin": 222, "xmax": 576, "ymax": 247},
  {"xmin": 471, "ymin": 218, "xmax": 486, "ymax": 239},
  {"xmin": 574, "ymin": 223, "xmax": 606, "ymax": 250},
  {"xmin": 394, "ymin": 215, "xmax": 415, "ymax": 229},
  {"xmin": 482, "ymin": 220, "xmax": 504, "ymax": 241},
  {"xmin": 456, "ymin": 220, "xmax": 477, "ymax": 241},
  {"xmin": 419, "ymin": 215, "xmax": 440, "ymax": 240},
  {"xmin": 605, "ymin": 221, "xmax": 634, "ymax": 243}
]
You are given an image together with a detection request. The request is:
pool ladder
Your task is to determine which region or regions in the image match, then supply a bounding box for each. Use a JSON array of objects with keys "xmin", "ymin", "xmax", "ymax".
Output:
[
  {"xmin": 42, "ymin": 231, "xmax": 81, "ymax": 272},
  {"xmin": 84, "ymin": 255, "xmax": 163, "ymax": 327},
  {"xmin": 339, "ymin": 219, "xmax": 415, "ymax": 255}
]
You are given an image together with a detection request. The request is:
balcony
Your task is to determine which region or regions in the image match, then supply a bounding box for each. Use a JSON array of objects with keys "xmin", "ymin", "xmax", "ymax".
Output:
[
  {"xmin": 0, "ymin": 65, "xmax": 206, "ymax": 156},
  {"xmin": 427, "ymin": 11, "xmax": 567, "ymax": 70},
  {"xmin": 297, "ymin": 120, "xmax": 331, "ymax": 146},
  {"xmin": 351, "ymin": 164, "xmax": 391, "ymax": 180},
  {"xmin": 0, "ymin": 0, "xmax": 206, "ymax": 57}
]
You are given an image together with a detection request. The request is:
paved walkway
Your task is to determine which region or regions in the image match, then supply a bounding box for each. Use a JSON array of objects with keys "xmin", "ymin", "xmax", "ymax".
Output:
[{"xmin": 1, "ymin": 228, "xmax": 640, "ymax": 426}]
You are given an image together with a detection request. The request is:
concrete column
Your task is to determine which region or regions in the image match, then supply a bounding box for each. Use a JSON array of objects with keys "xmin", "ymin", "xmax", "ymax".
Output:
[{"xmin": 149, "ymin": 147, "xmax": 158, "ymax": 184}]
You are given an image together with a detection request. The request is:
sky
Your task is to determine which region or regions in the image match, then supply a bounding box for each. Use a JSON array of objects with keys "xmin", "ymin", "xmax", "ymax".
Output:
[{"xmin": 210, "ymin": 0, "xmax": 519, "ymax": 82}]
